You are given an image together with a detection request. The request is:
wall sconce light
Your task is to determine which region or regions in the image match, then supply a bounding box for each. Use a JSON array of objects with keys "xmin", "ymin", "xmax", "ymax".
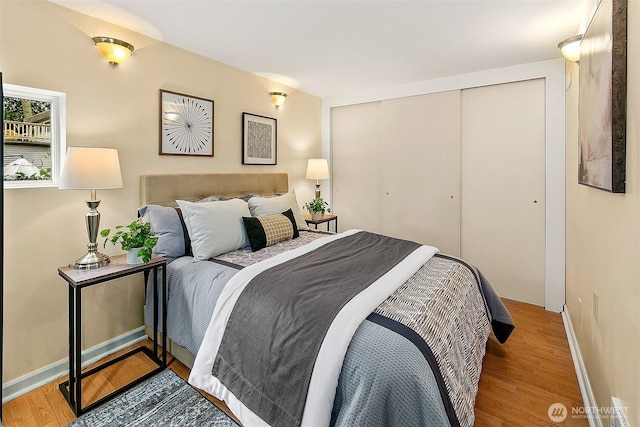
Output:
[
  {"xmin": 558, "ymin": 35, "xmax": 583, "ymax": 63},
  {"xmin": 92, "ymin": 36, "xmax": 135, "ymax": 66},
  {"xmin": 269, "ymin": 92, "xmax": 287, "ymax": 108}
]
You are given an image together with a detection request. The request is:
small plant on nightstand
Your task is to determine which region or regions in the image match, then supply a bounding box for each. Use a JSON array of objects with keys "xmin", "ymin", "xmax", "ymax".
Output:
[
  {"xmin": 100, "ymin": 219, "xmax": 158, "ymax": 264},
  {"xmin": 305, "ymin": 197, "xmax": 330, "ymax": 220}
]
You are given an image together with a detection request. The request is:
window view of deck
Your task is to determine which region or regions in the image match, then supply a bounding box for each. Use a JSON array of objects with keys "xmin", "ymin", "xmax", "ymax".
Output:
[{"xmin": 3, "ymin": 96, "xmax": 52, "ymax": 181}]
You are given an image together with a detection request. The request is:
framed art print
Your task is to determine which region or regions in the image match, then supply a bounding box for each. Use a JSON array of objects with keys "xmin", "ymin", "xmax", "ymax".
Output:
[
  {"xmin": 242, "ymin": 113, "xmax": 277, "ymax": 165},
  {"xmin": 578, "ymin": 0, "xmax": 627, "ymax": 192},
  {"xmin": 159, "ymin": 89, "xmax": 214, "ymax": 156}
]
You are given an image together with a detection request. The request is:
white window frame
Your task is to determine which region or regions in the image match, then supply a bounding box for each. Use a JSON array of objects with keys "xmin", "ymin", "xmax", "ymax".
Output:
[{"xmin": 3, "ymin": 84, "xmax": 66, "ymax": 189}]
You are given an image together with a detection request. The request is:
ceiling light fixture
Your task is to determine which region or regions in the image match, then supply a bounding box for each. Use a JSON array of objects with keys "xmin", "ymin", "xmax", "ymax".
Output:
[
  {"xmin": 269, "ymin": 92, "xmax": 287, "ymax": 108},
  {"xmin": 558, "ymin": 34, "xmax": 583, "ymax": 63},
  {"xmin": 92, "ymin": 36, "xmax": 135, "ymax": 66}
]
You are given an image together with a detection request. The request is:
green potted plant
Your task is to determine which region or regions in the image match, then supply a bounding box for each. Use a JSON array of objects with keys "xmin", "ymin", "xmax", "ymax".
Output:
[
  {"xmin": 305, "ymin": 197, "xmax": 330, "ymax": 221},
  {"xmin": 101, "ymin": 219, "xmax": 159, "ymax": 264}
]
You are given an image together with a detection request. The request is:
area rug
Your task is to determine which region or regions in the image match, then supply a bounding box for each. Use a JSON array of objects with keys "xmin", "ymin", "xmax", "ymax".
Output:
[{"xmin": 67, "ymin": 369, "xmax": 239, "ymax": 427}]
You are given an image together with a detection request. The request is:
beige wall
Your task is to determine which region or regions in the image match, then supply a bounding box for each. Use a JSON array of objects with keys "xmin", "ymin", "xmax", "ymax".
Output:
[
  {"xmin": 565, "ymin": 1, "xmax": 640, "ymax": 424},
  {"xmin": 1, "ymin": 1, "xmax": 321, "ymax": 383}
]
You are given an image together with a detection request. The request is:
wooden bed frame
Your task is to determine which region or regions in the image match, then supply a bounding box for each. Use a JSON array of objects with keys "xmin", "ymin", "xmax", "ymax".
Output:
[{"xmin": 139, "ymin": 173, "xmax": 290, "ymax": 367}]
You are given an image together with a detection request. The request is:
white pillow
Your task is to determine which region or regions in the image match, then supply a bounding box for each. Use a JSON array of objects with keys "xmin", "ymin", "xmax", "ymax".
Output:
[
  {"xmin": 176, "ymin": 198, "xmax": 250, "ymax": 260},
  {"xmin": 248, "ymin": 190, "xmax": 309, "ymax": 230}
]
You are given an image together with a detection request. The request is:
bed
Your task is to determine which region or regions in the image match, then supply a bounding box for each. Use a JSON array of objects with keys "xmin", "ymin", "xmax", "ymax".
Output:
[{"xmin": 139, "ymin": 173, "xmax": 514, "ymax": 427}]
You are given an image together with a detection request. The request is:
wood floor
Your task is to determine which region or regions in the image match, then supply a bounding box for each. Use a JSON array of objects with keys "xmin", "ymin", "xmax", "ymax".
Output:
[
  {"xmin": 2, "ymin": 299, "xmax": 587, "ymax": 426},
  {"xmin": 474, "ymin": 299, "xmax": 587, "ymax": 426}
]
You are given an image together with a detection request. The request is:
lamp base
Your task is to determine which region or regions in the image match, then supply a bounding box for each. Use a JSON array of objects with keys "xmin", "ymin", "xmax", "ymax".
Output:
[
  {"xmin": 73, "ymin": 250, "xmax": 110, "ymax": 270},
  {"xmin": 73, "ymin": 198, "xmax": 110, "ymax": 269}
]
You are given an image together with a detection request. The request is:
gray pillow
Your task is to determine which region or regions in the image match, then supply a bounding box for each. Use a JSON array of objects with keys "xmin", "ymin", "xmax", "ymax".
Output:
[
  {"xmin": 176, "ymin": 199, "xmax": 251, "ymax": 261},
  {"xmin": 196, "ymin": 195, "xmax": 221, "ymax": 203},
  {"xmin": 138, "ymin": 205, "xmax": 188, "ymax": 263},
  {"xmin": 198, "ymin": 194, "xmax": 255, "ymax": 203}
]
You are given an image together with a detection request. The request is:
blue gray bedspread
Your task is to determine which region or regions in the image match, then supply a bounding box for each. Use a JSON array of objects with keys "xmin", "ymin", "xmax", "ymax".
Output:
[{"xmin": 145, "ymin": 231, "xmax": 514, "ymax": 427}]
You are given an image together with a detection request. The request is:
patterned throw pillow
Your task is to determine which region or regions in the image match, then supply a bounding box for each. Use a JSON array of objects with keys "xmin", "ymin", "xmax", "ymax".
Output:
[{"xmin": 242, "ymin": 209, "xmax": 299, "ymax": 252}]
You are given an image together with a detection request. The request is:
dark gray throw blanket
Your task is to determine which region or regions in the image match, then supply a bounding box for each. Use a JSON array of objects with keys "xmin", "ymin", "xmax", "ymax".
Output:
[{"xmin": 212, "ymin": 232, "xmax": 421, "ymax": 427}]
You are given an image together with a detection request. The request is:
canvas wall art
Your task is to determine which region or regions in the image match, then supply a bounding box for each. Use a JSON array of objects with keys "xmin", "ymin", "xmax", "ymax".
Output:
[
  {"xmin": 159, "ymin": 90, "xmax": 214, "ymax": 157},
  {"xmin": 242, "ymin": 113, "xmax": 277, "ymax": 165},
  {"xmin": 578, "ymin": 0, "xmax": 627, "ymax": 193}
]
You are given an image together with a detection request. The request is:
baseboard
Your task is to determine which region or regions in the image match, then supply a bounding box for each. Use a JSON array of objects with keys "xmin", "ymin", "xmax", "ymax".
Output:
[
  {"xmin": 2, "ymin": 326, "xmax": 146, "ymax": 404},
  {"xmin": 562, "ymin": 305, "xmax": 602, "ymax": 427}
]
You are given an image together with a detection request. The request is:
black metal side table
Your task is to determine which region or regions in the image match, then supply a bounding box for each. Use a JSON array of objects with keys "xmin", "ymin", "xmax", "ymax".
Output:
[
  {"xmin": 304, "ymin": 213, "xmax": 338, "ymax": 233},
  {"xmin": 57, "ymin": 254, "xmax": 167, "ymax": 416}
]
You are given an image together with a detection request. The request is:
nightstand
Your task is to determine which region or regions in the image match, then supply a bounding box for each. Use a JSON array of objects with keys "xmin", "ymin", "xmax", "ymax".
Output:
[
  {"xmin": 57, "ymin": 254, "xmax": 167, "ymax": 416},
  {"xmin": 304, "ymin": 213, "xmax": 338, "ymax": 233}
]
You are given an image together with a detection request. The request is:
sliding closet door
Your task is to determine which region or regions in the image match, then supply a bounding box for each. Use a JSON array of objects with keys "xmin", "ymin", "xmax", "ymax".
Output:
[
  {"xmin": 379, "ymin": 91, "xmax": 461, "ymax": 255},
  {"xmin": 332, "ymin": 101, "xmax": 382, "ymax": 233},
  {"xmin": 461, "ymin": 79, "xmax": 546, "ymax": 306},
  {"xmin": 332, "ymin": 92, "xmax": 461, "ymax": 254}
]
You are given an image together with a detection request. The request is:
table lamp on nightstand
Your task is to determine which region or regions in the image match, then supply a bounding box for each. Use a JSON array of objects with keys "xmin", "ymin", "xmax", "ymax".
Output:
[
  {"xmin": 306, "ymin": 158, "xmax": 329, "ymax": 199},
  {"xmin": 59, "ymin": 147, "xmax": 123, "ymax": 269}
]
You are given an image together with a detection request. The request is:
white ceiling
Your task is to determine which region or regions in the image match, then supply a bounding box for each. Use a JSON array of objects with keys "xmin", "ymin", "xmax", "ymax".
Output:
[{"xmin": 52, "ymin": 0, "xmax": 589, "ymax": 98}]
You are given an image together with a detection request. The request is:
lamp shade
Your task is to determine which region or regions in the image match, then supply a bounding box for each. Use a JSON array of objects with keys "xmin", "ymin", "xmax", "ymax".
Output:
[
  {"xmin": 269, "ymin": 92, "xmax": 287, "ymax": 108},
  {"xmin": 306, "ymin": 158, "xmax": 330, "ymax": 180},
  {"xmin": 92, "ymin": 37, "xmax": 134, "ymax": 65},
  {"xmin": 558, "ymin": 35, "xmax": 583, "ymax": 62},
  {"xmin": 60, "ymin": 147, "xmax": 123, "ymax": 190}
]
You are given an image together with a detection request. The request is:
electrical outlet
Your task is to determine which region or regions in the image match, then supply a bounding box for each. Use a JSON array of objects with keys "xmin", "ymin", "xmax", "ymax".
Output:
[
  {"xmin": 593, "ymin": 291, "xmax": 599, "ymax": 322},
  {"xmin": 611, "ymin": 397, "xmax": 629, "ymax": 427}
]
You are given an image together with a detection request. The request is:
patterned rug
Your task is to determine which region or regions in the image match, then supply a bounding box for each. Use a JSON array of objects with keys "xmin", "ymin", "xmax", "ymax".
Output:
[{"xmin": 67, "ymin": 369, "xmax": 239, "ymax": 427}]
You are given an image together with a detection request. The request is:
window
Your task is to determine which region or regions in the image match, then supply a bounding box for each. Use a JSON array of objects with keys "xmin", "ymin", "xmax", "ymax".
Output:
[{"xmin": 3, "ymin": 84, "xmax": 66, "ymax": 189}]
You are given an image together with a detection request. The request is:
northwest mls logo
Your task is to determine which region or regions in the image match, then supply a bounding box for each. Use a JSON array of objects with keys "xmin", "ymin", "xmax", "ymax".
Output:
[{"xmin": 548, "ymin": 403, "xmax": 568, "ymax": 423}]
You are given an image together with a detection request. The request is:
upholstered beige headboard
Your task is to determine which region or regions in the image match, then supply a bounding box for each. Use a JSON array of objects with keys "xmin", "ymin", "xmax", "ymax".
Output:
[{"xmin": 140, "ymin": 173, "xmax": 289, "ymax": 207}]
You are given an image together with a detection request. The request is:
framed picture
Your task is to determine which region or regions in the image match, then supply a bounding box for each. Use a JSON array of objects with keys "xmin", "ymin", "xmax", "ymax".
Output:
[
  {"xmin": 159, "ymin": 89, "xmax": 214, "ymax": 156},
  {"xmin": 578, "ymin": 0, "xmax": 627, "ymax": 193},
  {"xmin": 242, "ymin": 113, "xmax": 277, "ymax": 165}
]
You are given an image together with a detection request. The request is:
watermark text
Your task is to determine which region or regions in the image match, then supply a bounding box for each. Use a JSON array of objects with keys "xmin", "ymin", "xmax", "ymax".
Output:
[{"xmin": 548, "ymin": 403, "xmax": 629, "ymax": 423}]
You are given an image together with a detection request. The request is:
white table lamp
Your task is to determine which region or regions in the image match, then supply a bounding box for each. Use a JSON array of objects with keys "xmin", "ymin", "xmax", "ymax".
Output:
[
  {"xmin": 59, "ymin": 147, "xmax": 123, "ymax": 269},
  {"xmin": 306, "ymin": 158, "xmax": 329, "ymax": 199}
]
